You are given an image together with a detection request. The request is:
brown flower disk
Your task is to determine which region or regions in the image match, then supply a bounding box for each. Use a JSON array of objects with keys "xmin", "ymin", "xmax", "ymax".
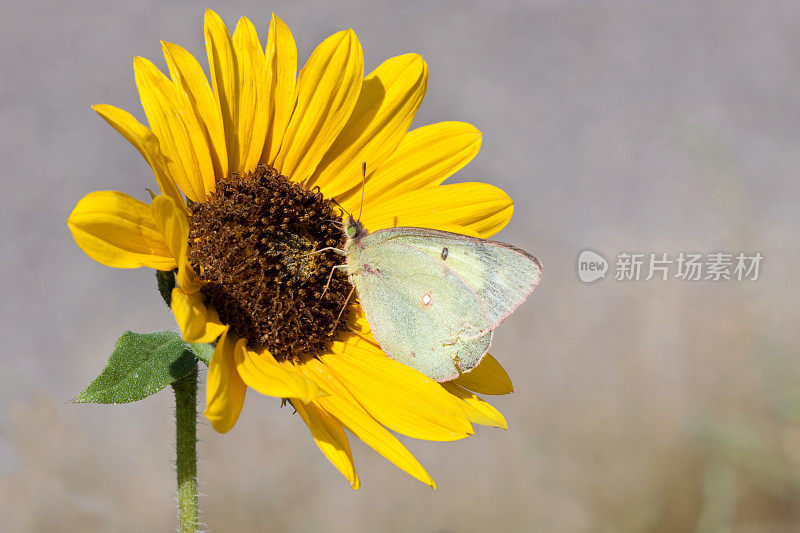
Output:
[{"xmin": 187, "ymin": 165, "xmax": 351, "ymax": 361}]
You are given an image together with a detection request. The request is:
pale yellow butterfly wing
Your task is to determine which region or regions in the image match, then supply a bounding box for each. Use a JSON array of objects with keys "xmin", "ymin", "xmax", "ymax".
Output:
[{"xmin": 347, "ymin": 227, "xmax": 541, "ymax": 382}]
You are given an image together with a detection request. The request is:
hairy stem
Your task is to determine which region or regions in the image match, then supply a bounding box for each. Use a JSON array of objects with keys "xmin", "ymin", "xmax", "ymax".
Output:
[{"xmin": 173, "ymin": 366, "xmax": 199, "ymax": 533}]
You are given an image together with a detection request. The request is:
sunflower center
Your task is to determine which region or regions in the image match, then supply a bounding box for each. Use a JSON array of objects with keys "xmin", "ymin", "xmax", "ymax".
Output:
[{"xmin": 187, "ymin": 165, "xmax": 351, "ymax": 361}]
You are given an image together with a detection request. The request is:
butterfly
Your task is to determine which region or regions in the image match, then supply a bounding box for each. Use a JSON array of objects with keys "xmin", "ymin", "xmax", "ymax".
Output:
[{"xmin": 342, "ymin": 213, "xmax": 541, "ymax": 382}]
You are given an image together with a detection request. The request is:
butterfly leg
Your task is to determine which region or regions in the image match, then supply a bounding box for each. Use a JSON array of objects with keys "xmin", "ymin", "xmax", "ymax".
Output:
[
  {"xmin": 329, "ymin": 284, "xmax": 356, "ymax": 335},
  {"xmin": 288, "ymin": 247, "xmax": 347, "ymax": 266},
  {"xmin": 287, "ymin": 247, "xmax": 347, "ymax": 271},
  {"xmin": 321, "ymin": 264, "xmax": 348, "ymax": 298},
  {"xmin": 310, "ymin": 246, "xmax": 347, "ymax": 256}
]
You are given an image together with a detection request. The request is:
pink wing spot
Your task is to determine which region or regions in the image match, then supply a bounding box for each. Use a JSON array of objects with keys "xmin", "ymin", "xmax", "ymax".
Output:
[
  {"xmin": 421, "ymin": 292, "xmax": 433, "ymax": 308},
  {"xmin": 362, "ymin": 264, "xmax": 381, "ymax": 275}
]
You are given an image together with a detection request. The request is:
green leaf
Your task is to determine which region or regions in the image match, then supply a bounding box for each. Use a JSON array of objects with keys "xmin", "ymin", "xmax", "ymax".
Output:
[
  {"xmin": 73, "ymin": 330, "xmax": 199, "ymax": 404},
  {"xmin": 189, "ymin": 342, "xmax": 214, "ymax": 365}
]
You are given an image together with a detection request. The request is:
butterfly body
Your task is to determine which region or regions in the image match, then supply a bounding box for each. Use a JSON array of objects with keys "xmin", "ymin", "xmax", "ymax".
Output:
[{"xmin": 344, "ymin": 216, "xmax": 542, "ymax": 382}]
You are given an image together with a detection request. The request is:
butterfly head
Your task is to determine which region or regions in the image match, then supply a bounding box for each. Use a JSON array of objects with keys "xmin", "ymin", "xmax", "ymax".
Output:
[{"xmin": 344, "ymin": 215, "xmax": 368, "ymax": 243}]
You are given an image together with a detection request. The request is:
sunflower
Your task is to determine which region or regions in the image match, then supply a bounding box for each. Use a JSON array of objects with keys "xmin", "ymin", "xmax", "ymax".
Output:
[{"xmin": 68, "ymin": 10, "xmax": 516, "ymax": 489}]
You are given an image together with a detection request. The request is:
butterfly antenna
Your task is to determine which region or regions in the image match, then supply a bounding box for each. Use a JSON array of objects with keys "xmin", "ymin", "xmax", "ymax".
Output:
[
  {"xmin": 357, "ymin": 161, "xmax": 366, "ymax": 222},
  {"xmin": 329, "ymin": 198, "xmax": 350, "ymax": 220}
]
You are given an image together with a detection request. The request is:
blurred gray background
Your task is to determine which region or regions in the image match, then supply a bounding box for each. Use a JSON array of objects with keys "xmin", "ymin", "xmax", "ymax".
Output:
[{"xmin": 3, "ymin": 1, "xmax": 800, "ymax": 531}]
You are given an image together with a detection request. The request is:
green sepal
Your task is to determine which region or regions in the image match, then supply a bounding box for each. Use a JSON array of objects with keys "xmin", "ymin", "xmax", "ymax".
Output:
[
  {"xmin": 72, "ymin": 330, "xmax": 201, "ymax": 404},
  {"xmin": 156, "ymin": 269, "xmax": 176, "ymax": 306},
  {"xmin": 189, "ymin": 342, "xmax": 213, "ymax": 365}
]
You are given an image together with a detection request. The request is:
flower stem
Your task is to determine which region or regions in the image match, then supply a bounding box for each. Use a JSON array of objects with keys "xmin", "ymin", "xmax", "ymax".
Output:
[{"xmin": 173, "ymin": 366, "xmax": 199, "ymax": 533}]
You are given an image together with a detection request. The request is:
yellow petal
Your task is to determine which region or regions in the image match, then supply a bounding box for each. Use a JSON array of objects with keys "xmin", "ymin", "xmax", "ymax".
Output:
[
  {"xmin": 68, "ymin": 191, "xmax": 176, "ymax": 269},
  {"xmin": 292, "ymin": 400, "xmax": 360, "ymax": 489},
  {"xmin": 205, "ymin": 328, "xmax": 246, "ymax": 433},
  {"xmin": 161, "ymin": 41, "xmax": 228, "ymax": 179},
  {"xmin": 204, "ymin": 10, "xmax": 242, "ymax": 172},
  {"xmin": 299, "ymin": 358, "xmax": 436, "ymax": 488},
  {"xmin": 312, "ymin": 53, "xmax": 428, "ymax": 198},
  {"xmin": 170, "ymin": 287, "xmax": 226, "ymax": 343},
  {"xmin": 361, "ymin": 182, "xmax": 514, "ymax": 238},
  {"xmin": 134, "ymin": 56, "xmax": 215, "ymax": 201},
  {"xmin": 232, "ymin": 17, "xmax": 269, "ymax": 172},
  {"xmin": 425, "ymin": 224, "xmax": 482, "ymax": 238},
  {"xmin": 274, "ymin": 29, "xmax": 363, "ymax": 182},
  {"xmin": 150, "ymin": 196, "xmax": 200, "ymax": 292},
  {"xmin": 234, "ymin": 340, "xmax": 323, "ymax": 401},
  {"xmin": 322, "ymin": 337, "xmax": 474, "ymax": 441},
  {"xmin": 359, "ymin": 121, "xmax": 482, "ymax": 205},
  {"xmin": 441, "ymin": 382, "xmax": 508, "ymax": 429},
  {"xmin": 451, "ymin": 354, "xmax": 514, "ymax": 395},
  {"xmin": 91, "ymin": 104, "xmax": 183, "ymax": 209},
  {"xmin": 261, "ymin": 14, "xmax": 297, "ymax": 166},
  {"xmin": 347, "ymin": 308, "xmax": 376, "ymax": 339}
]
